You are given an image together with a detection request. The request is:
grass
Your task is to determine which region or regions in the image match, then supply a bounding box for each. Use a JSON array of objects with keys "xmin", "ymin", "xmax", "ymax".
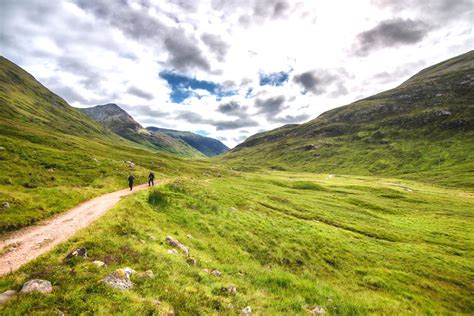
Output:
[{"xmin": 1, "ymin": 171, "xmax": 472, "ymax": 314}]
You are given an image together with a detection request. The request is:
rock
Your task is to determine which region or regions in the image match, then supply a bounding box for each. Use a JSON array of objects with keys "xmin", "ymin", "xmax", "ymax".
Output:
[
  {"xmin": 20, "ymin": 279, "xmax": 52, "ymax": 294},
  {"xmin": 0, "ymin": 146, "xmax": 5, "ymax": 150},
  {"xmin": 310, "ymin": 306, "xmax": 326, "ymax": 315},
  {"xmin": 241, "ymin": 305, "xmax": 252, "ymax": 316},
  {"xmin": 152, "ymin": 300, "xmax": 161, "ymax": 305},
  {"xmin": 186, "ymin": 257, "xmax": 197, "ymax": 266},
  {"xmin": 0, "ymin": 290, "xmax": 17, "ymax": 305},
  {"xmin": 139, "ymin": 270, "xmax": 154, "ymax": 279},
  {"xmin": 65, "ymin": 247, "xmax": 87, "ymax": 260},
  {"xmin": 221, "ymin": 285, "xmax": 237, "ymax": 294},
  {"xmin": 1, "ymin": 202, "xmax": 10, "ymax": 209},
  {"xmin": 47, "ymin": 168, "xmax": 55, "ymax": 173},
  {"xmin": 211, "ymin": 269, "xmax": 222, "ymax": 277},
  {"xmin": 103, "ymin": 267, "xmax": 135, "ymax": 290},
  {"xmin": 165, "ymin": 236, "xmax": 189, "ymax": 256},
  {"xmin": 139, "ymin": 239, "xmax": 146, "ymax": 244},
  {"xmin": 149, "ymin": 235, "xmax": 157, "ymax": 241},
  {"xmin": 167, "ymin": 249, "xmax": 178, "ymax": 255},
  {"xmin": 93, "ymin": 260, "xmax": 106, "ymax": 268},
  {"xmin": 186, "ymin": 234, "xmax": 193, "ymax": 239}
]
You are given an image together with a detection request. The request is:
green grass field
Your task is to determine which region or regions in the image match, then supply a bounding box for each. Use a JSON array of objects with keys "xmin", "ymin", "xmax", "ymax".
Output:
[{"xmin": 1, "ymin": 171, "xmax": 472, "ymax": 314}]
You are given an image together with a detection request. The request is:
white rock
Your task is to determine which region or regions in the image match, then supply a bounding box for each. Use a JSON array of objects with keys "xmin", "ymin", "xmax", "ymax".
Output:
[
  {"xmin": 93, "ymin": 260, "xmax": 105, "ymax": 268},
  {"xmin": 310, "ymin": 306, "xmax": 326, "ymax": 315},
  {"xmin": 20, "ymin": 279, "xmax": 52, "ymax": 294},
  {"xmin": 241, "ymin": 305, "xmax": 252, "ymax": 316},
  {"xmin": 0, "ymin": 290, "xmax": 16, "ymax": 305}
]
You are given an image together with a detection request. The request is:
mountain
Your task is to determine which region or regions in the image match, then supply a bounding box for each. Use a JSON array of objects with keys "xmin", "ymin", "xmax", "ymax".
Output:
[
  {"xmin": 222, "ymin": 51, "xmax": 474, "ymax": 187},
  {"xmin": 80, "ymin": 104, "xmax": 205, "ymax": 158},
  {"xmin": 146, "ymin": 127, "xmax": 229, "ymax": 157}
]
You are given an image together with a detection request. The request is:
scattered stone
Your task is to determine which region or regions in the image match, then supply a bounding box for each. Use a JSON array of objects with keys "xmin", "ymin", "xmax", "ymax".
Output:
[
  {"xmin": 139, "ymin": 270, "xmax": 155, "ymax": 279},
  {"xmin": 149, "ymin": 235, "xmax": 157, "ymax": 241},
  {"xmin": 1, "ymin": 202, "xmax": 10, "ymax": 209},
  {"xmin": 165, "ymin": 236, "xmax": 189, "ymax": 256},
  {"xmin": 20, "ymin": 279, "xmax": 52, "ymax": 294},
  {"xmin": 167, "ymin": 249, "xmax": 178, "ymax": 255},
  {"xmin": 241, "ymin": 305, "xmax": 252, "ymax": 316},
  {"xmin": 186, "ymin": 257, "xmax": 197, "ymax": 266},
  {"xmin": 47, "ymin": 168, "xmax": 55, "ymax": 173},
  {"xmin": 152, "ymin": 300, "xmax": 161, "ymax": 305},
  {"xmin": 0, "ymin": 290, "xmax": 17, "ymax": 305},
  {"xmin": 103, "ymin": 267, "xmax": 135, "ymax": 290},
  {"xmin": 310, "ymin": 306, "xmax": 326, "ymax": 315},
  {"xmin": 0, "ymin": 146, "xmax": 5, "ymax": 150},
  {"xmin": 211, "ymin": 269, "xmax": 222, "ymax": 277},
  {"xmin": 93, "ymin": 260, "xmax": 106, "ymax": 268},
  {"xmin": 221, "ymin": 285, "xmax": 237, "ymax": 294},
  {"xmin": 186, "ymin": 234, "xmax": 193, "ymax": 239},
  {"xmin": 139, "ymin": 239, "xmax": 146, "ymax": 244},
  {"xmin": 65, "ymin": 247, "xmax": 87, "ymax": 260}
]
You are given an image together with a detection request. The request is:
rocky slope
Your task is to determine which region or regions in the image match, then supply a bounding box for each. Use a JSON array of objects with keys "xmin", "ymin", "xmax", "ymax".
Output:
[
  {"xmin": 222, "ymin": 51, "xmax": 474, "ymax": 186},
  {"xmin": 81, "ymin": 104, "xmax": 205, "ymax": 158},
  {"xmin": 147, "ymin": 127, "xmax": 229, "ymax": 157}
]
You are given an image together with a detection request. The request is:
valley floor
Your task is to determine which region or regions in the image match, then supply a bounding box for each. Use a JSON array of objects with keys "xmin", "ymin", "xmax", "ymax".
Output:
[{"xmin": 0, "ymin": 170, "xmax": 472, "ymax": 315}]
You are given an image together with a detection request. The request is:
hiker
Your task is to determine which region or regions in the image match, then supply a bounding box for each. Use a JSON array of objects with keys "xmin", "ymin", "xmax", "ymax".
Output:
[
  {"xmin": 148, "ymin": 172, "xmax": 155, "ymax": 187},
  {"xmin": 128, "ymin": 175, "xmax": 134, "ymax": 191}
]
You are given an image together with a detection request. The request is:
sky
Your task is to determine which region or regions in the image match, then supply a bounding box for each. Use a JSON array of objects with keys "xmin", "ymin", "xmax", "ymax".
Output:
[{"xmin": 1, "ymin": 0, "xmax": 472, "ymax": 147}]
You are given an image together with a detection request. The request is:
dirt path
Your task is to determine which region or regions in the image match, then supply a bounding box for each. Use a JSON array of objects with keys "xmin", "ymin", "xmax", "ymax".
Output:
[{"xmin": 0, "ymin": 183, "xmax": 152, "ymax": 276}]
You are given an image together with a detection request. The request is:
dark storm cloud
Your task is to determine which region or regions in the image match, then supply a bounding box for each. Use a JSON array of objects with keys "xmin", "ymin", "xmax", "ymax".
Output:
[
  {"xmin": 272, "ymin": 114, "xmax": 310, "ymax": 124},
  {"xmin": 217, "ymin": 101, "xmax": 249, "ymax": 117},
  {"xmin": 127, "ymin": 87, "xmax": 154, "ymax": 100},
  {"xmin": 372, "ymin": 0, "xmax": 473, "ymax": 22},
  {"xmin": 201, "ymin": 33, "xmax": 229, "ymax": 62},
  {"xmin": 176, "ymin": 111, "xmax": 258, "ymax": 130},
  {"xmin": 353, "ymin": 18, "xmax": 431, "ymax": 56},
  {"xmin": 255, "ymin": 95, "xmax": 286, "ymax": 118},
  {"xmin": 75, "ymin": 0, "xmax": 211, "ymax": 72},
  {"xmin": 293, "ymin": 69, "xmax": 349, "ymax": 96}
]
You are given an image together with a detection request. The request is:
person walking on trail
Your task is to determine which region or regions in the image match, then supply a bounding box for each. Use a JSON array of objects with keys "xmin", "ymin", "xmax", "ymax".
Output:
[
  {"xmin": 128, "ymin": 175, "xmax": 134, "ymax": 191},
  {"xmin": 148, "ymin": 172, "xmax": 155, "ymax": 187}
]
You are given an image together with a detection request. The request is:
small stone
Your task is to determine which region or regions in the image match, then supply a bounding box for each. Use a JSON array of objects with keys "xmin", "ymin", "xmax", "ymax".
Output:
[
  {"xmin": 149, "ymin": 235, "xmax": 157, "ymax": 241},
  {"xmin": 186, "ymin": 257, "xmax": 197, "ymax": 266},
  {"xmin": 47, "ymin": 168, "xmax": 55, "ymax": 173},
  {"xmin": 20, "ymin": 279, "xmax": 52, "ymax": 294},
  {"xmin": 0, "ymin": 290, "xmax": 16, "ymax": 305},
  {"xmin": 186, "ymin": 234, "xmax": 193, "ymax": 239},
  {"xmin": 167, "ymin": 249, "xmax": 178, "ymax": 255},
  {"xmin": 140, "ymin": 270, "xmax": 155, "ymax": 279},
  {"xmin": 93, "ymin": 260, "xmax": 106, "ymax": 268},
  {"xmin": 241, "ymin": 305, "xmax": 252, "ymax": 316},
  {"xmin": 152, "ymin": 300, "xmax": 161, "ymax": 305},
  {"xmin": 0, "ymin": 146, "xmax": 5, "ymax": 150},
  {"xmin": 165, "ymin": 236, "xmax": 189, "ymax": 256},
  {"xmin": 65, "ymin": 247, "xmax": 87, "ymax": 260},
  {"xmin": 139, "ymin": 239, "xmax": 146, "ymax": 244},
  {"xmin": 221, "ymin": 285, "xmax": 237, "ymax": 294},
  {"xmin": 1, "ymin": 202, "xmax": 10, "ymax": 209},
  {"xmin": 103, "ymin": 267, "xmax": 135, "ymax": 290},
  {"xmin": 310, "ymin": 306, "xmax": 326, "ymax": 315},
  {"xmin": 211, "ymin": 269, "xmax": 222, "ymax": 277}
]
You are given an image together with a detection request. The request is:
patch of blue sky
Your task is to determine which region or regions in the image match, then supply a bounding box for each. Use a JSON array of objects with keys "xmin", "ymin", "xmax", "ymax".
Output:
[
  {"xmin": 259, "ymin": 71, "xmax": 289, "ymax": 86},
  {"xmin": 160, "ymin": 71, "xmax": 237, "ymax": 103},
  {"xmin": 194, "ymin": 130, "xmax": 209, "ymax": 136}
]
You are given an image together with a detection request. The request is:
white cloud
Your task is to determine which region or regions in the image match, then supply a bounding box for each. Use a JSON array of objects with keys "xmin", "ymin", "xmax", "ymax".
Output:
[{"xmin": 0, "ymin": 0, "xmax": 472, "ymax": 147}]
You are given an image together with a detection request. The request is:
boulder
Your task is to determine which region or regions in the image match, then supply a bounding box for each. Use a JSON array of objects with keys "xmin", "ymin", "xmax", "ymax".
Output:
[
  {"xmin": 186, "ymin": 257, "xmax": 197, "ymax": 266},
  {"xmin": 241, "ymin": 305, "xmax": 252, "ymax": 316},
  {"xmin": 1, "ymin": 202, "xmax": 10, "ymax": 210},
  {"xmin": 65, "ymin": 247, "xmax": 87, "ymax": 260},
  {"xmin": 165, "ymin": 236, "xmax": 189, "ymax": 256},
  {"xmin": 93, "ymin": 260, "xmax": 106, "ymax": 268},
  {"xmin": 20, "ymin": 279, "xmax": 52, "ymax": 294},
  {"xmin": 0, "ymin": 290, "xmax": 17, "ymax": 305},
  {"xmin": 310, "ymin": 306, "xmax": 326, "ymax": 315},
  {"xmin": 103, "ymin": 267, "xmax": 135, "ymax": 290}
]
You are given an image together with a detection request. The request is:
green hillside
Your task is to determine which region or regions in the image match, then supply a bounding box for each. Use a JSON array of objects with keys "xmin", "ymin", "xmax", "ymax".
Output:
[
  {"xmin": 221, "ymin": 51, "xmax": 474, "ymax": 187},
  {"xmin": 0, "ymin": 57, "xmax": 206, "ymax": 233},
  {"xmin": 80, "ymin": 104, "xmax": 205, "ymax": 158}
]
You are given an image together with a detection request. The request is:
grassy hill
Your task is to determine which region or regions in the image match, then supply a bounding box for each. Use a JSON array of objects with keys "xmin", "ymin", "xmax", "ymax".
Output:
[
  {"xmin": 221, "ymin": 51, "xmax": 474, "ymax": 187},
  {"xmin": 0, "ymin": 56, "xmax": 207, "ymax": 233},
  {"xmin": 147, "ymin": 127, "xmax": 229, "ymax": 157},
  {"xmin": 80, "ymin": 104, "xmax": 205, "ymax": 158}
]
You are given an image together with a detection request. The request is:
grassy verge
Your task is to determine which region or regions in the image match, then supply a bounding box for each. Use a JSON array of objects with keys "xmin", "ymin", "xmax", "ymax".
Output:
[{"xmin": 1, "ymin": 172, "xmax": 472, "ymax": 314}]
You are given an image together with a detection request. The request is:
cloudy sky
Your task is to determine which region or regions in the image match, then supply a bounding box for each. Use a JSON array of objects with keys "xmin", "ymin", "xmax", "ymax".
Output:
[{"xmin": 1, "ymin": 0, "xmax": 472, "ymax": 147}]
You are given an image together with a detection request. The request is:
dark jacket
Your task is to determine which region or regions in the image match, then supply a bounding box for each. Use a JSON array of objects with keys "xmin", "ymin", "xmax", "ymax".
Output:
[{"xmin": 128, "ymin": 176, "xmax": 134, "ymax": 183}]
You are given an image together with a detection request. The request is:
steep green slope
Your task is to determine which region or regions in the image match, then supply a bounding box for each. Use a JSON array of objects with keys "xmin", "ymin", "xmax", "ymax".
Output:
[
  {"xmin": 221, "ymin": 51, "xmax": 474, "ymax": 187},
  {"xmin": 80, "ymin": 104, "xmax": 205, "ymax": 158},
  {"xmin": 0, "ymin": 56, "xmax": 206, "ymax": 232},
  {"xmin": 147, "ymin": 126, "xmax": 229, "ymax": 157}
]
